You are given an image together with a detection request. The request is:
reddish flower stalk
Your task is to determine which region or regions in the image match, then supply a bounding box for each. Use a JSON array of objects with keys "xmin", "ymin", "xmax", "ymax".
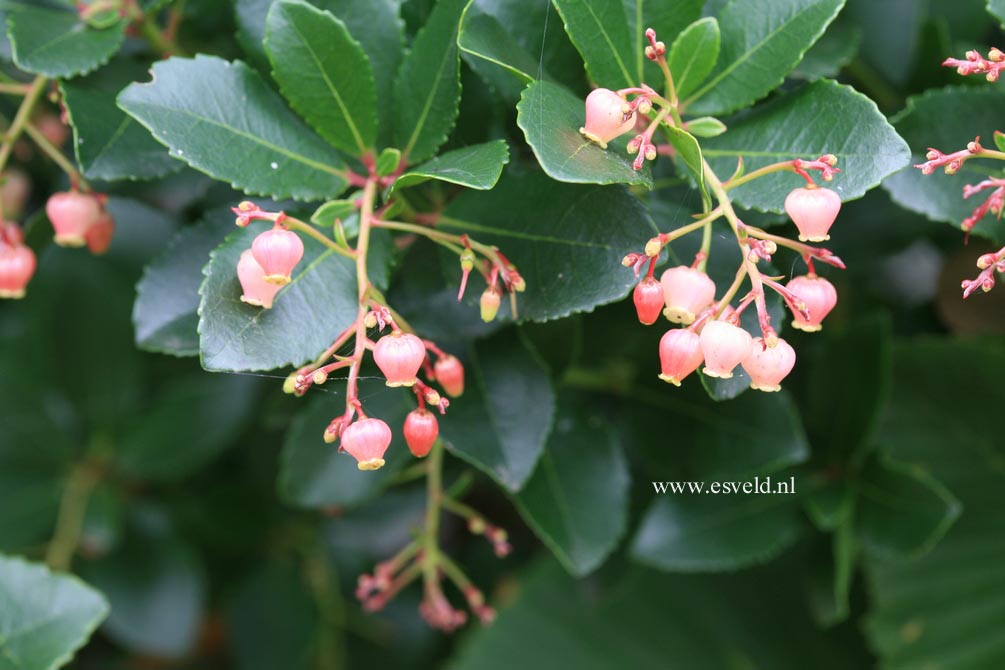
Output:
[
  {"xmin": 942, "ymin": 48, "xmax": 1005, "ymax": 81},
  {"xmin": 962, "ymin": 245, "xmax": 1005, "ymax": 298}
]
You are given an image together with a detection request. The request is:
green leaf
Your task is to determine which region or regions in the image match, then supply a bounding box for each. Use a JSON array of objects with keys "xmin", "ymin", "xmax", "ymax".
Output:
[
  {"xmin": 664, "ymin": 125, "xmax": 709, "ymax": 208},
  {"xmin": 453, "ymin": 560, "xmax": 872, "ymax": 670},
  {"xmin": 995, "ymin": 130, "xmax": 1005, "ymax": 153},
  {"xmin": 80, "ymin": 514, "xmax": 206, "ymax": 658},
  {"xmin": 115, "ymin": 375, "xmax": 259, "ymax": 482},
  {"xmin": 7, "ymin": 5, "xmax": 125, "ymax": 78},
  {"xmin": 513, "ymin": 396, "xmax": 629, "ymax": 575},
  {"xmin": 375, "ymin": 147, "xmax": 401, "ymax": 176},
  {"xmin": 684, "ymin": 116, "xmax": 727, "ymax": 138},
  {"xmin": 684, "ymin": 0, "xmax": 844, "ymax": 116},
  {"xmin": 855, "ymin": 457, "xmax": 961, "ymax": 560},
  {"xmin": 0, "ymin": 554, "xmax": 108, "ymax": 670},
  {"xmin": 990, "ymin": 0, "xmax": 1005, "ymax": 25},
  {"xmin": 458, "ymin": 1, "xmax": 538, "ymax": 85},
  {"xmin": 134, "ymin": 218, "xmax": 230, "ymax": 357},
  {"xmin": 517, "ymin": 80, "xmax": 653, "ymax": 189},
  {"xmin": 552, "ymin": 0, "xmax": 634, "ymax": 89},
  {"xmin": 703, "ymin": 79, "xmax": 911, "ymax": 212},
  {"xmin": 791, "ymin": 20, "xmax": 862, "ymax": 80},
  {"xmin": 440, "ymin": 330, "xmax": 555, "ymax": 491},
  {"xmin": 864, "ymin": 339, "xmax": 1005, "ymax": 670},
  {"xmin": 119, "ymin": 55, "xmax": 349, "ymax": 202},
  {"xmin": 311, "ymin": 199, "xmax": 357, "ymax": 227},
  {"xmin": 279, "ymin": 381, "xmax": 414, "ymax": 509},
  {"xmin": 884, "ymin": 86, "xmax": 1005, "ymax": 243},
  {"xmin": 393, "ymin": 0, "xmax": 466, "ymax": 163},
  {"xmin": 60, "ymin": 60, "xmax": 181, "ymax": 181},
  {"xmin": 668, "ymin": 17, "xmax": 720, "ymax": 100},
  {"xmin": 632, "ymin": 483, "xmax": 803, "ymax": 572},
  {"xmin": 805, "ymin": 520, "xmax": 856, "ymax": 627},
  {"xmin": 265, "ymin": 0, "xmax": 376, "ymax": 157},
  {"xmin": 391, "ymin": 140, "xmax": 509, "ymax": 192},
  {"xmin": 441, "ymin": 170, "xmax": 658, "ymax": 322},
  {"xmin": 197, "ymin": 220, "xmax": 361, "ymax": 372},
  {"xmin": 800, "ymin": 313, "xmax": 892, "ymax": 458}
]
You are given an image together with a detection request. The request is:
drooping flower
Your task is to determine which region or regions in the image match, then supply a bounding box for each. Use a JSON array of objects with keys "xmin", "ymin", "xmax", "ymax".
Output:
[
  {"xmin": 340, "ymin": 418, "xmax": 392, "ymax": 471},
  {"xmin": 579, "ymin": 88, "xmax": 635, "ymax": 149},
  {"xmin": 374, "ymin": 331, "xmax": 426, "ymax": 387},
  {"xmin": 661, "ymin": 266, "xmax": 716, "ymax": 324},
  {"xmin": 658, "ymin": 328, "xmax": 704, "ymax": 386},
  {"xmin": 786, "ymin": 274, "xmax": 838, "ymax": 332},
  {"xmin": 251, "ymin": 225, "xmax": 304, "ymax": 285},
  {"xmin": 85, "ymin": 212, "xmax": 115, "ymax": 255},
  {"xmin": 633, "ymin": 276, "xmax": 664, "ymax": 325},
  {"xmin": 0, "ymin": 240, "xmax": 36, "ymax": 300},
  {"xmin": 45, "ymin": 191, "xmax": 102, "ymax": 247},
  {"xmin": 742, "ymin": 337, "xmax": 796, "ymax": 392},
  {"xmin": 434, "ymin": 355, "xmax": 465, "ymax": 397},
  {"xmin": 404, "ymin": 408, "xmax": 439, "ymax": 457},
  {"xmin": 784, "ymin": 187, "xmax": 841, "ymax": 242},
  {"xmin": 237, "ymin": 249, "xmax": 282, "ymax": 308},
  {"xmin": 699, "ymin": 320, "xmax": 752, "ymax": 378}
]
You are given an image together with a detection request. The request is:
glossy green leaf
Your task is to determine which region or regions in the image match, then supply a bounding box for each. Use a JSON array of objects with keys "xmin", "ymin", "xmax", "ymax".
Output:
[
  {"xmin": 0, "ymin": 554, "xmax": 108, "ymax": 670},
  {"xmin": 116, "ymin": 375, "xmax": 259, "ymax": 481},
  {"xmin": 864, "ymin": 340, "xmax": 1005, "ymax": 670},
  {"xmin": 884, "ymin": 87, "xmax": 1005, "ymax": 243},
  {"xmin": 703, "ymin": 79, "xmax": 911, "ymax": 212},
  {"xmin": 668, "ymin": 17, "xmax": 720, "ymax": 100},
  {"xmin": 517, "ymin": 80, "xmax": 653, "ymax": 188},
  {"xmin": 458, "ymin": 1, "xmax": 538, "ymax": 86},
  {"xmin": 685, "ymin": 116, "xmax": 726, "ymax": 138},
  {"xmin": 441, "ymin": 170, "xmax": 658, "ymax": 322},
  {"xmin": 552, "ymin": 0, "xmax": 634, "ymax": 89},
  {"xmin": 632, "ymin": 484, "xmax": 803, "ymax": 572},
  {"xmin": 805, "ymin": 520, "xmax": 856, "ymax": 627},
  {"xmin": 440, "ymin": 330, "xmax": 555, "ymax": 491},
  {"xmin": 664, "ymin": 125, "xmax": 708, "ymax": 208},
  {"xmin": 197, "ymin": 221, "xmax": 359, "ymax": 372},
  {"xmin": 60, "ymin": 60, "xmax": 180, "ymax": 181},
  {"xmin": 80, "ymin": 515, "xmax": 206, "ymax": 658},
  {"xmin": 453, "ymin": 560, "xmax": 872, "ymax": 670},
  {"xmin": 855, "ymin": 457, "xmax": 961, "ymax": 560},
  {"xmin": 119, "ymin": 55, "xmax": 349, "ymax": 202},
  {"xmin": 7, "ymin": 5, "xmax": 124, "ymax": 78},
  {"xmin": 791, "ymin": 20, "xmax": 862, "ymax": 80},
  {"xmin": 375, "ymin": 147, "xmax": 401, "ymax": 176},
  {"xmin": 133, "ymin": 218, "xmax": 231, "ymax": 357},
  {"xmin": 684, "ymin": 0, "xmax": 844, "ymax": 116},
  {"xmin": 265, "ymin": 0, "xmax": 376, "ymax": 156},
  {"xmin": 393, "ymin": 0, "xmax": 466, "ymax": 163},
  {"xmin": 279, "ymin": 381, "xmax": 414, "ymax": 509},
  {"xmin": 990, "ymin": 0, "xmax": 1005, "ymax": 25},
  {"xmin": 513, "ymin": 396, "xmax": 629, "ymax": 575},
  {"xmin": 391, "ymin": 140, "xmax": 509, "ymax": 192}
]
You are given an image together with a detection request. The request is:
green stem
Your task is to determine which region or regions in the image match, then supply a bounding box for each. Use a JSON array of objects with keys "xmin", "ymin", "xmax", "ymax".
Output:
[
  {"xmin": 138, "ymin": 11, "xmax": 186, "ymax": 57},
  {"xmin": 723, "ymin": 160, "xmax": 800, "ymax": 191},
  {"xmin": 422, "ymin": 440, "xmax": 444, "ymax": 581},
  {"xmin": 302, "ymin": 535, "xmax": 346, "ymax": 670},
  {"xmin": 0, "ymin": 83, "xmax": 30, "ymax": 95},
  {"xmin": 0, "ymin": 75, "xmax": 47, "ymax": 176},
  {"xmin": 24, "ymin": 123, "xmax": 87, "ymax": 190},
  {"xmin": 45, "ymin": 461, "xmax": 102, "ymax": 571}
]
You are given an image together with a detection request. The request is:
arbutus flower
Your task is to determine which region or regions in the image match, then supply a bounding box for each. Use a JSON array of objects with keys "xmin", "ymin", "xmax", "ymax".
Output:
[
  {"xmin": 634, "ymin": 276, "xmax": 664, "ymax": 325},
  {"xmin": 434, "ymin": 355, "xmax": 465, "ymax": 397},
  {"xmin": 661, "ymin": 266, "xmax": 716, "ymax": 325},
  {"xmin": 237, "ymin": 249, "xmax": 282, "ymax": 309},
  {"xmin": 579, "ymin": 88, "xmax": 635, "ymax": 149},
  {"xmin": 786, "ymin": 274, "xmax": 838, "ymax": 332},
  {"xmin": 658, "ymin": 328, "xmax": 704, "ymax": 386},
  {"xmin": 404, "ymin": 408, "xmax": 438, "ymax": 457},
  {"xmin": 251, "ymin": 224, "xmax": 304, "ymax": 285},
  {"xmin": 46, "ymin": 191, "xmax": 102, "ymax": 247},
  {"xmin": 784, "ymin": 187, "xmax": 841, "ymax": 242},
  {"xmin": 374, "ymin": 331, "xmax": 426, "ymax": 387},
  {"xmin": 340, "ymin": 418, "xmax": 392, "ymax": 471},
  {"xmin": 699, "ymin": 320, "xmax": 752, "ymax": 379},
  {"xmin": 742, "ymin": 337, "xmax": 796, "ymax": 392}
]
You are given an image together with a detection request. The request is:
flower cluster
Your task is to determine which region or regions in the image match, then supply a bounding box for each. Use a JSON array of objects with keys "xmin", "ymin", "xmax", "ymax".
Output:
[
  {"xmin": 588, "ymin": 26, "xmax": 845, "ymax": 390},
  {"xmin": 907, "ymin": 48, "xmax": 1005, "ymax": 297}
]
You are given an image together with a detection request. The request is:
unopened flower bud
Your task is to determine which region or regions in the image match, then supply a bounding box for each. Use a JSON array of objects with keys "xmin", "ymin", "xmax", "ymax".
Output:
[
  {"xmin": 633, "ymin": 277, "xmax": 664, "ymax": 325},
  {"xmin": 946, "ymin": 160, "xmax": 961, "ymax": 175},
  {"xmin": 977, "ymin": 253, "xmax": 997, "ymax": 269},
  {"xmin": 424, "ymin": 388, "xmax": 442, "ymax": 406},
  {"xmin": 468, "ymin": 517, "xmax": 487, "ymax": 534},
  {"xmin": 637, "ymin": 97, "xmax": 653, "ymax": 115},
  {"xmin": 460, "ymin": 247, "xmax": 476, "ymax": 271},
  {"xmin": 645, "ymin": 237, "xmax": 663, "ymax": 257},
  {"xmin": 480, "ymin": 286, "xmax": 501, "ymax": 322},
  {"xmin": 434, "ymin": 355, "xmax": 465, "ymax": 397},
  {"xmin": 990, "ymin": 47, "xmax": 1004, "ymax": 62},
  {"xmin": 644, "ymin": 45, "xmax": 656, "ymax": 60},
  {"xmin": 644, "ymin": 144, "xmax": 657, "ymax": 161},
  {"xmin": 363, "ymin": 311, "xmax": 378, "ymax": 328},
  {"xmin": 508, "ymin": 271, "xmax": 526, "ymax": 292},
  {"xmin": 404, "ymin": 408, "xmax": 439, "ymax": 457},
  {"xmin": 283, "ymin": 371, "xmax": 299, "ymax": 394},
  {"xmin": 627, "ymin": 136, "xmax": 642, "ymax": 154},
  {"xmin": 312, "ymin": 369, "xmax": 328, "ymax": 385}
]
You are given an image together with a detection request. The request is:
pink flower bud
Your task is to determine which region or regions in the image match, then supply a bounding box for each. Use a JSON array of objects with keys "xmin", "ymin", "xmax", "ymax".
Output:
[
  {"xmin": 404, "ymin": 408, "xmax": 439, "ymax": 457},
  {"xmin": 660, "ymin": 266, "xmax": 716, "ymax": 324},
  {"xmin": 658, "ymin": 328, "xmax": 703, "ymax": 386},
  {"xmin": 742, "ymin": 337, "xmax": 796, "ymax": 392},
  {"xmin": 434, "ymin": 355, "xmax": 465, "ymax": 397},
  {"xmin": 480, "ymin": 286, "xmax": 501, "ymax": 322},
  {"xmin": 237, "ymin": 249, "xmax": 282, "ymax": 309},
  {"xmin": 46, "ymin": 191, "xmax": 102, "ymax": 247},
  {"xmin": 633, "ymin": 277, "xmax": 664, "ymax": 325},
  {"xmin": 0, "ymin": 243, "xmax": 36, "ymax": 299},
  {"xmin": 784, "ymin": 187, "xmax": 841, "ymax": 242},
  {"xmin": 374, "ymin": 331, "xmax": 426, "ymax": 387},
  {"xmin": 37, "ymin": 113, "xmax": 69, "ymax": 148},
  {"xmin": 785, "ymin": 274, "xmax": 837, "ymax": 332},
  {"xmin": 251, "ymin": 226, "xmax": 304, "ymax": 285},
  {"xmin": 340, "ymin": 418, "xmax": 392, "ymax": 471},
  {"xmin": 699, "ymin": 320, "xmax": 752, "ymax": 379},
  {"xmin": 0, "ymin": 169, "xmax": 30, "ymax": 219},
  {"xmin": 579, "ymin": 88, "xmax": 635, "ymax": 149},
  {"xmin": 85, "ymin": 212, "xmax": 115, "ymax": 255}
]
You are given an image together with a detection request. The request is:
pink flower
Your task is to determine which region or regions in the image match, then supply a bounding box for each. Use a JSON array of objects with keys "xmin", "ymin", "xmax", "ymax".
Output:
[
  {"xmin": 658, "ymin": 328, "xmax": 704, "ymax": 386},
  {"xmin": 699, "ymin": 320, "xmax": 752, "ymax": 379},
  {"xmin": 579, "ymin": 88, "xmax": 635, "ymax": 149},
  {"xmin": 0, "ymin": 242, "xmax": 36, "ymax": 299},
  {"xmin": 45, "ymin": 191, "xmax": 102, "ymax": 247},
  {"xmin": 340, "ymin": 418, "xmax": 392, "ymax": 471},
  {"xmin": 786, "ymin": 274, "xmax": 837, "ymax": 332},
  {"xmin": 742, "ymin": 337, "xmax": 796, "ymax": 392},
  {"xmin": 374, "ymin": 331, "xmax": 426, "ymax": 387},
  {"xmin": 633, "ymin": 276, "xmax": 664, "ymax": 325},
  {"xmin": 784, "ymin": 187, "xmax": 841, "ymax": 242},
  {"xmin": 404, "ymin": 408, "xmax": 438, "ymax": 457},
  {"xmin": 434, "ymin": 355, "xmax": 465, "ymax": 397},
  {"xmin": 237, "ymin": 249, "xmax": 282, "ymax": 308},
  {"xmin": 85, "ymin": 212, "xmax": 115, "ymax": 255},
  {"xmin": 660, "ymin": 266, "xmax": 716, "ymax": 324},
  {"xmin": 251, "ymin": 225, "xmax": 304, "ymax": 285}
]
